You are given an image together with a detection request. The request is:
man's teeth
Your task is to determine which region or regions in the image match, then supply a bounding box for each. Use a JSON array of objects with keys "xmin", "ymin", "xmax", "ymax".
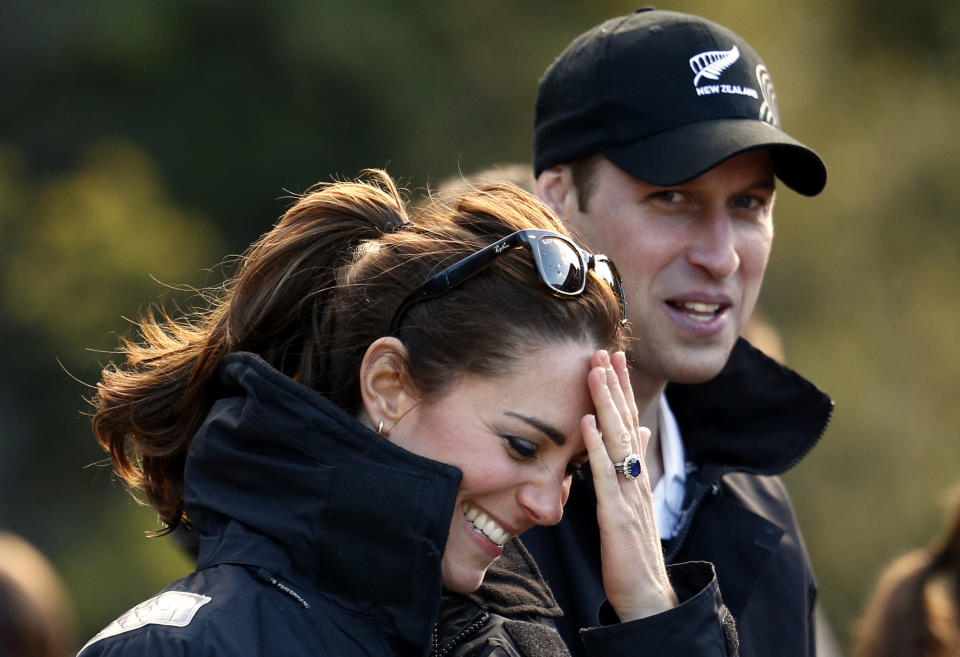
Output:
[
  {"xmin": 462, "ymin": 504, "xmax": 509, "ymax": 546},
  {"xmin": 681, "ymin": 301, "xmax": 720, "ymax": 313},
  {"xmin": 675, "ymin": 301, "xmax": 721, "ymax": 322}
]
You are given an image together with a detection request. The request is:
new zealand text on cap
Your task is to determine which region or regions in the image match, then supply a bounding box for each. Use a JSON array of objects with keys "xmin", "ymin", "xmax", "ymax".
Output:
[{"xmin": 534, "ymin": 8, "xmax": 827, "ymax": 196}]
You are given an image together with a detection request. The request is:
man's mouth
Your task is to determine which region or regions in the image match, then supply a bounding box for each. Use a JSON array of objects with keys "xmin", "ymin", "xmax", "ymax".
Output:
[
  {"xmin": 462, "ymin": 504, "xmax": 509, "ymax": 546},
  {"xmin": 666, "ymin": 300, "xmax": 725, "ymax": 323}
]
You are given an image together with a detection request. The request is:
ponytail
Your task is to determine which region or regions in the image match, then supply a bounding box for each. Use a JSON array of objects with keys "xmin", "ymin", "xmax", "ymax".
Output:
[{"xmin": 91, "ymin": 171, "xmax": 410, "ymax": 531}]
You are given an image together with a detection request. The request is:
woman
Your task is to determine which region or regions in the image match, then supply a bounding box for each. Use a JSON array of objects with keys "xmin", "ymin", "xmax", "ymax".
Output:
[
  {"xmin": 0, "ymin": 532, "xmax": 76, "ymax": 657},
  {"xmin": 80, "ymin": 172, "xmax": 733, "ymax": 656},
  {"xmin": 854, "ymin": 485, "xmax": 960, "ymax": 657}
]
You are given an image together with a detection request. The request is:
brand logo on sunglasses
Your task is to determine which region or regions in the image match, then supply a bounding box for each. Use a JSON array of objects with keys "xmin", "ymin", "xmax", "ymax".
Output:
[{"xmin": 495, "ymin": 243, "xmax": 511, "ymax": 254}]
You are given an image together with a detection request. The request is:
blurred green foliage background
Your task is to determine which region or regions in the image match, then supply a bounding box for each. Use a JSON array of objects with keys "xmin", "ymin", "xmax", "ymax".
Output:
[{"xmin": 1, "ymin": 0, "xmax": 958, "ymax": 653}]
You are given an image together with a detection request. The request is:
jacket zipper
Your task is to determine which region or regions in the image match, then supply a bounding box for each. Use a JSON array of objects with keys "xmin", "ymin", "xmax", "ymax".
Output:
[
  {"xmin": 431, "ymin": 610, "xmax": 490, "ymax": 657},
  {"xmin": 665, "ymin": 403, "xmax": 834, "ymax": 563}
]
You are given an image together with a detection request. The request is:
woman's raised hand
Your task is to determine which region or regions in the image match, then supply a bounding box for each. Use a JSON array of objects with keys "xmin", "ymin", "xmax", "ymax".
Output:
[{"xmin": 582, "ymin": 350, "xmax": 679, "ymax": 621}]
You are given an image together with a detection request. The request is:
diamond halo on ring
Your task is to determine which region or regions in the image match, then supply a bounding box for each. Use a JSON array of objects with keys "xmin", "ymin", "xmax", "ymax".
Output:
[{"xmin": 612, "ymin": 453, "xmax": 642, "ymax": 479}]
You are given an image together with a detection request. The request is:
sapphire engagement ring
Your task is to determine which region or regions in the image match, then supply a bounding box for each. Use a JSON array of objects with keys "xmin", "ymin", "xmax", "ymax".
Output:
[{"xmin": 612, "ymin": 453, "xmax": 642, "ymax": 480}]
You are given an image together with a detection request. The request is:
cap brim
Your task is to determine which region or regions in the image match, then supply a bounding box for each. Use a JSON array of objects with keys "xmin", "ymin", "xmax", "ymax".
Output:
[{"xmin": 601, "ymin": 119, "xmax": 827, "ymax": 196}]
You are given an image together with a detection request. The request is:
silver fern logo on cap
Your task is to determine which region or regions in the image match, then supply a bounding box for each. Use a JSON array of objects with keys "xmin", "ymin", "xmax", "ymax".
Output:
[{"xmin": 689, "ymin": 46, "xmax": 740, "ymax": 87}]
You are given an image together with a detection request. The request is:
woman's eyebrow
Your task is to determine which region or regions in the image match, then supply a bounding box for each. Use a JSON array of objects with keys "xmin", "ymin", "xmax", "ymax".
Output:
[{"xmin": 503, "ymin": 411, "xmax": 566, "ymax": 446}]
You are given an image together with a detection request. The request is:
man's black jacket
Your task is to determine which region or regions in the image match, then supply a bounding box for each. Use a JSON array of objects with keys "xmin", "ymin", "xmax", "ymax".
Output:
[{"xmin": 523, "ymin": 339, "xmax": 833, "ymax": 657}]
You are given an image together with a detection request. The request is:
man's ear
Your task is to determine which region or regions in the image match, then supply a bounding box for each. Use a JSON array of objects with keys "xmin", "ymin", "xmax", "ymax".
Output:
[
  {"xmin": 535, "ymin": 165, "xmax": 577, "ymax": 219},
  {"xmin": 358, "ymin": 337, "xmax": 420, "ymax": 435}
]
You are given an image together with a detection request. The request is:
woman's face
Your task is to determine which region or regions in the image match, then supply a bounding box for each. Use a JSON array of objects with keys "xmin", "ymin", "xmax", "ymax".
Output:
[{"xmin": 386, "ymin": 340, "xmax": 597, "ymax": 593}]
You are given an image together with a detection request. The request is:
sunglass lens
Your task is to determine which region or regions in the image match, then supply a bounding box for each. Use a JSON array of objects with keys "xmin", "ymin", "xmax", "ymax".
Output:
[
  {"xmin": 538, "ymin": 237, "xmax": 584, "ymax": 293},
  {"xmin": 592, "ymin": 258, "xmax": 617, "ymax": 289}
]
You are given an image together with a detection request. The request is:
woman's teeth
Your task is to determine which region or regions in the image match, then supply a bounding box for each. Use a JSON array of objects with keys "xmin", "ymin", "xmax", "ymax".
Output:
[{"xmin": 462, "ymin": 504, "xmax": 509, "ymax": 546}]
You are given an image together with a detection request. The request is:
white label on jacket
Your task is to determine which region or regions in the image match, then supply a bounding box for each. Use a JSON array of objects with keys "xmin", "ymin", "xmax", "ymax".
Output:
[{"xmin": 78, "ymin": 591, "xmax": 212, "ymax": 654}]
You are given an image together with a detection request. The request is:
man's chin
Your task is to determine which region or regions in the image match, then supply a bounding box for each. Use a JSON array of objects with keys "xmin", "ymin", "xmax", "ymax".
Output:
[
  {"xmin": 660, "ymin": 342, "xmax": 735, "ymax": 384},
  {"xmin": 668, "ymin": 366, "xmax": 725, "ymax": 385}
]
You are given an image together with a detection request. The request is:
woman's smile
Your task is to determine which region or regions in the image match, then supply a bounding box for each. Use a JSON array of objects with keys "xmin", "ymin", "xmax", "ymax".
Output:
[
  {"xmin": 461, "ymin": 503, "xmax": 510, "ymax": 557},
  {"xmin": 384, "ymin": 340, "xmax": 596, "ymax": 593}
]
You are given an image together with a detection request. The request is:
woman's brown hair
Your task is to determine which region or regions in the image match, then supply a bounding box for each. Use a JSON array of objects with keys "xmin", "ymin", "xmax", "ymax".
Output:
[
  {"xmin": 854, "ymin": 486, "xmax": 960, "ymax": 657},
  {"xmin": 92, "ymin": 170, "xmax": 627, "ymax": 532}
]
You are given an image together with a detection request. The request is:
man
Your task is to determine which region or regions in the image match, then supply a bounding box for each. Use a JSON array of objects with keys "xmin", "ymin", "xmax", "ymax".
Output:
[{"xmin": 523, "ymin": 8, "xmax": 833, "ymax": 657}]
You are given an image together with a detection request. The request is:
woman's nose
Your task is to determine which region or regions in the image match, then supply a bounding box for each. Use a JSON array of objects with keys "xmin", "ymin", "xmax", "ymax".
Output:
[{"xmin": 517, "ymin": 474, "xmax": 569, "ymax": 526}]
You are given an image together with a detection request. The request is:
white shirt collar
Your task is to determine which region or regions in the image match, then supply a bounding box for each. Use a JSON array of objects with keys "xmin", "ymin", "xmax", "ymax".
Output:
[{"xmin": 652, "ymin": 393, "xmax": 687, "ymax": 540}]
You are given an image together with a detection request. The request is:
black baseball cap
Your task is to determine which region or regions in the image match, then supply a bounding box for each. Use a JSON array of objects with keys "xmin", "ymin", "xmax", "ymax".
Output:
[{"xmin": 534, "ymin": 8, "xmax": 827, "ymax": 196}]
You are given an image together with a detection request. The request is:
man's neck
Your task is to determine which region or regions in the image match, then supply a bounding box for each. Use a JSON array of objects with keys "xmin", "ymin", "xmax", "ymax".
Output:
[{"xmin": 629, "ymin": 368, "xmax": 668, "ymax": 488}]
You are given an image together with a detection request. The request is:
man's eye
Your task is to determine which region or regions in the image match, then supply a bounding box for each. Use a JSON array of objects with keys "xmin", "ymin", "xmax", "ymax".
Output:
[
  {"xmin": 653, "ymin": 190, "xmax": 684, "ymax": 203},
  {"xmin": 732, "ymin": 195, "xmax": 763, "ymax": 210},
  {"xmin": 503, "ymin": 436, "xmax": 537, "ymax": 459}
]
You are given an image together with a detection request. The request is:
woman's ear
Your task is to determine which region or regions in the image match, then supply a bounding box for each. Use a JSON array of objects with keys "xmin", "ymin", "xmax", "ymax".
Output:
[{"xmin": 358, "ymin": 337, "xmax": 419, "ymax": 435}]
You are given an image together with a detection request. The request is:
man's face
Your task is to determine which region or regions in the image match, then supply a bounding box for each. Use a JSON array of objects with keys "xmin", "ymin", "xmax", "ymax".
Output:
[{"xmin": 554, "ymin": 150, "xmax": 776, "ymax": 386}]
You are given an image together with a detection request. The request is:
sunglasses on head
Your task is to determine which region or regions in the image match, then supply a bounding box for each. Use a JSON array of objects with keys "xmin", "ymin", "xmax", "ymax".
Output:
[{"xmin": 389, "ymin": 229, "xmax": 628, "ymax": 334}]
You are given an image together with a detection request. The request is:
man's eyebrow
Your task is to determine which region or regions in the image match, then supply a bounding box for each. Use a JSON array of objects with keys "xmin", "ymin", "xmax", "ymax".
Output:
[
  {"xmin": 748, "ymin": 176, "xmax": 776, "ymax": 191},
  {"xmin": 504, "ymin": 412, "xmax": 566, "ymax": 446}
]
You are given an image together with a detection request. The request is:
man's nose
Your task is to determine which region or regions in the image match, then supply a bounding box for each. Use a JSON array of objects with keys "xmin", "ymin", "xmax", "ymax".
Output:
[{"xmin": 686, "ymin": 211, "xmax": 740, "ymax": 279}]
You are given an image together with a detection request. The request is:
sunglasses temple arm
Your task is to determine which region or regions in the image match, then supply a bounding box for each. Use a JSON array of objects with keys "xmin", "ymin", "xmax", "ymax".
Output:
[
  {"xmin": 431, "ymin": 235, "xmax": 521, "ymax": 289},
  {"xmin": 389, "ymin": 233, "xmax": 523, "ymax": 333}
]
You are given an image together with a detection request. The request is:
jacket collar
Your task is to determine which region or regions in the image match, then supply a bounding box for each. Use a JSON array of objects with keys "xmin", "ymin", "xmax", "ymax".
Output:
[
  {"xmin": 466, "ymin": 538, "xmax": 563, "ymax": 619},
  {"xmin": 436, "ymin": 539, "xmax": 562, "ymax": 650},
  {"xmin": 665, "ymin": 338, "xmax": 833, "ymax": 477},
  {"xmin": 184, "ymin": 352, "xmax": 462, "ymax": 652}
]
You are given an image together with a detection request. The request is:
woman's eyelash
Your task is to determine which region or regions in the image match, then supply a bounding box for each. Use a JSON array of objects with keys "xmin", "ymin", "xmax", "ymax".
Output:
[
  {"xmin": 503, "ymin": 435, "xmax": 585, "ymax": 478},
  {"xmin": 503, "ymin": 435, "xmax": 537, "ymax": 458}
]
